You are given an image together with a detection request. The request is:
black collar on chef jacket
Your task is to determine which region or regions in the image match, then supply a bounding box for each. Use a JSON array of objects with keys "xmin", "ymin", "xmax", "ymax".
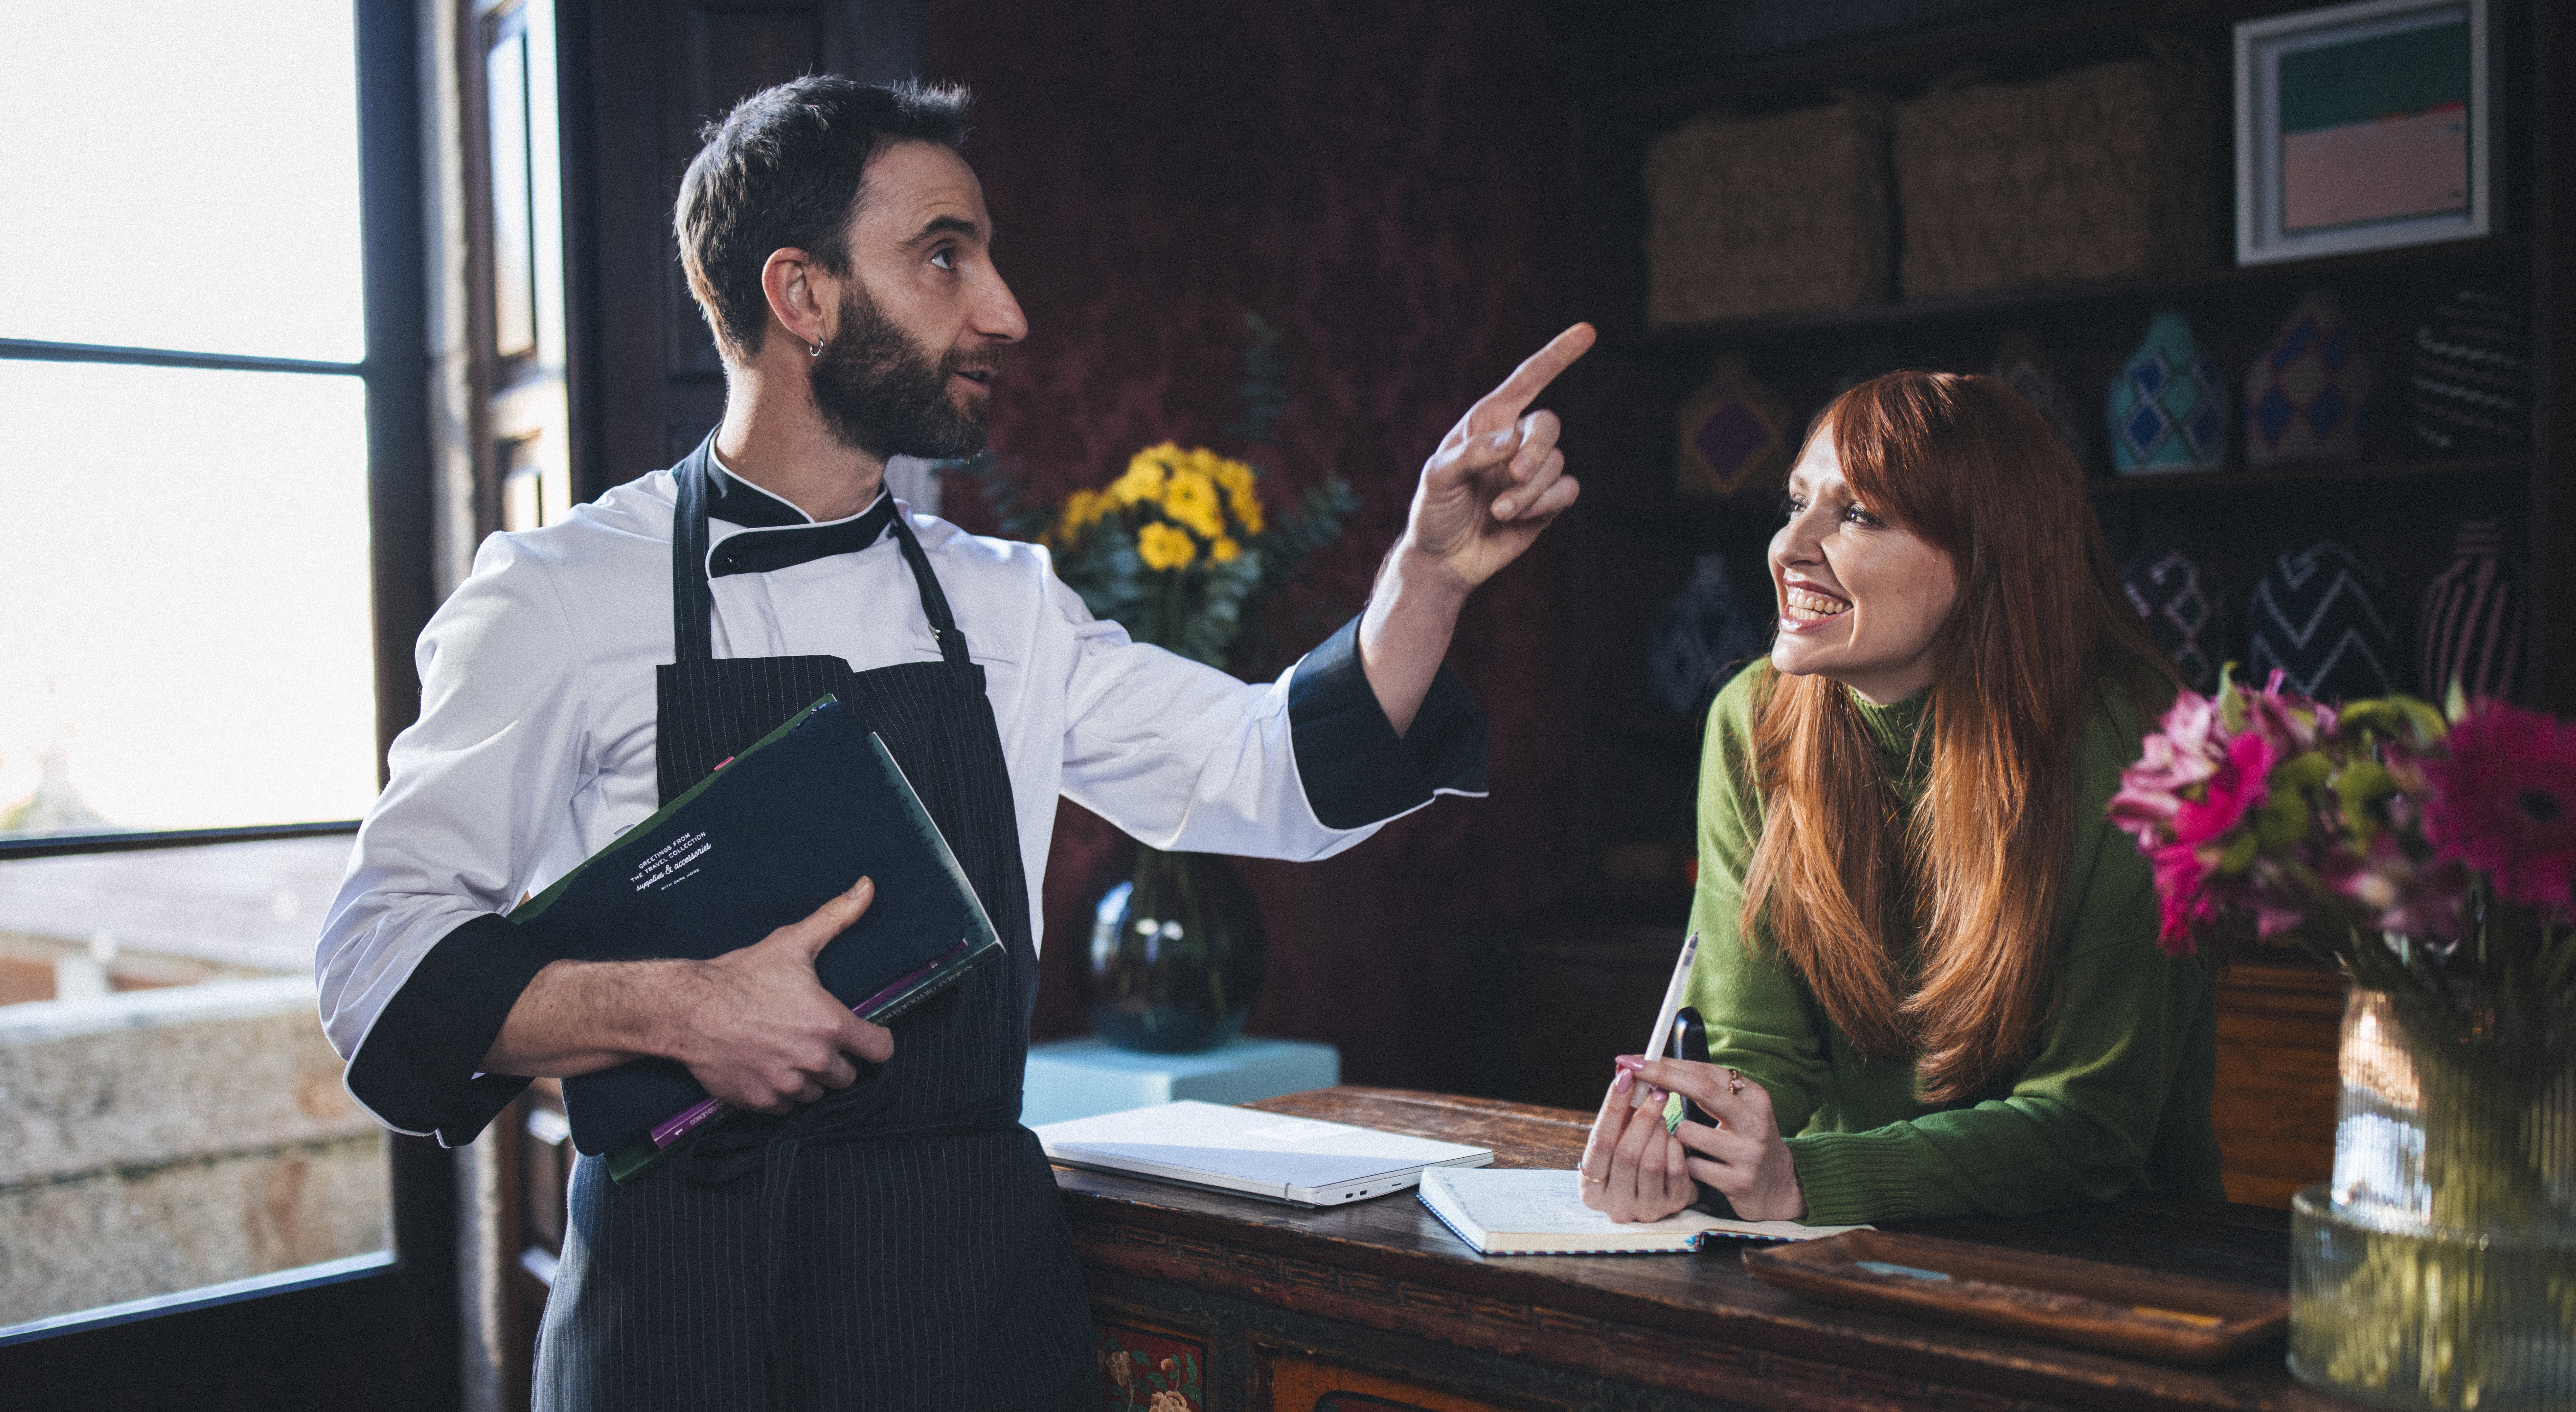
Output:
[{"xmin": 704, "ymin": 462, "xmax": 899, "ymax": 578}]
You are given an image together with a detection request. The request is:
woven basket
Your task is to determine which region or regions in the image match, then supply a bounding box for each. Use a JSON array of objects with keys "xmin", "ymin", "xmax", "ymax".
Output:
[
  {"xmin": 1896, "ymin": 56, "xmax": 2218, "ymax": 298},
  {"xmin": 1644, "ymin": 98, "xmax": 1893, "ymax": 327}
]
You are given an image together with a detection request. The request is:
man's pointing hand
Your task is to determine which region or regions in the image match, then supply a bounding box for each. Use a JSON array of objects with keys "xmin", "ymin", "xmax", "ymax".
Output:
[{"xmin": 1402, "ymin": 322, "xmax": 1595, "ymax": 593}]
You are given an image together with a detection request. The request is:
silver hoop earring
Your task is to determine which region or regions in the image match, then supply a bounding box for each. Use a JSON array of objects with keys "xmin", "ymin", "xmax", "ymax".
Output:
[{"xmin": 808, "ymin": 339, "xmax": 824, "ymax": 358}]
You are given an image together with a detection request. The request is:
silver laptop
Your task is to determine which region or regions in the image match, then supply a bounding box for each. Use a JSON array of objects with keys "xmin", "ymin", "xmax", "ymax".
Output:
[{"xmin": 1035, "ymin": 1100, "xmax": 1494, "ymax": 1206}]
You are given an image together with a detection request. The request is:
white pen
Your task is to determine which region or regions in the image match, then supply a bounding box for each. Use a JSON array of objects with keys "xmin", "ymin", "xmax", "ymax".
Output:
[{"xmin": 1635, "ymin": 931, "xmax": 1699, "ymax": 1105}]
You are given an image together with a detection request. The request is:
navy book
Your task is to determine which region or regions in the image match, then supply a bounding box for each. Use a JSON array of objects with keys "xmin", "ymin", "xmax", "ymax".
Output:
[{"xmin": 506, "ymin": 696, "xmax": 1002, "ymax": 1161}]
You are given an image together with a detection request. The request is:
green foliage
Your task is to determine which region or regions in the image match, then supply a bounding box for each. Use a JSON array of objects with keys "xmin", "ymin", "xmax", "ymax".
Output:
[
  {"xmin": 1223, "ymin": 312, "xmax": 1289, "ymax": 448},
  {"xmin": 973, "ymin": 313, "xmax": 1357, "ymax": 673}
]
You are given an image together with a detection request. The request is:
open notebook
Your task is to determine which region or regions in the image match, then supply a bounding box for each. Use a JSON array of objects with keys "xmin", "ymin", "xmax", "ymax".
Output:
[{"xmin": 1418, "ymin": 1168, "xmax": 1870, "ymax": 1255}]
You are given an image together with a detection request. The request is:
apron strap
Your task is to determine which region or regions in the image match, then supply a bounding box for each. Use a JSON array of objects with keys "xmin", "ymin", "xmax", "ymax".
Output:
[
  {"xmin": 887, "ymin": 512, "xmax": 977, "ymax": 672},
  {"xmin": 669, "ymin": 445, "xmax": 718, "ymax": 665},
  {"xmin": 667, "ymin": 436, "xmax": 971, "ymax": 674}
]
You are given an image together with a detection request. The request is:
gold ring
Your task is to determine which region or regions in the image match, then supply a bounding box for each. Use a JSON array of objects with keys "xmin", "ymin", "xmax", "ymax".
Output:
[{"xmin": 1577, "ymin": 1171, "xmax": 1606, "ymax": 1185}]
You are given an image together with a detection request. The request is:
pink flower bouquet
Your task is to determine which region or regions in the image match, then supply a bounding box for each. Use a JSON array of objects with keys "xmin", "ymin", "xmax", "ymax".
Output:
[{"xmin": 2110, "ymin": 670, "xmax": 2576, "ymax": 1153}]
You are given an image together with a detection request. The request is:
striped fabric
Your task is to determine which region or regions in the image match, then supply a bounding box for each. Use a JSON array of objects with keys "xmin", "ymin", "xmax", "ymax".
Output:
[
  {"xmin": 2417, "ymin": 518, "xmax": 2526, "ymax": 702},
  {"xmin": 2408, "ymin": 287, "xmax": 2532, "ymax": 453},
  {"xmin": 536, "ymin": 451, "xmax": 1089, "ymax": 1411},
  {"xmin": 2247, "ymin": 538, "xmax": 2402, "ymax": 702}
]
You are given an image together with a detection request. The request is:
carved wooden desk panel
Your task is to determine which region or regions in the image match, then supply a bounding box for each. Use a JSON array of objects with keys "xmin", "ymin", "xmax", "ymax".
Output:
[{"xmin": 1055, "ymin": 1088, "xmax": 2363, "ymax": 1412}]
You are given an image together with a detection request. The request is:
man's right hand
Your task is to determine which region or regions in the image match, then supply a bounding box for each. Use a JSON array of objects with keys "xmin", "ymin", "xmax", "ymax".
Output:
[{"xmin": 669, "ymin": 877, "xmax": 896, "ymax": 1114}]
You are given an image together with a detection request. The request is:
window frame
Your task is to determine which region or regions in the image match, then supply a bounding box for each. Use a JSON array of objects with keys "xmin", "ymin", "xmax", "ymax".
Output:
[{"xmin": 0, "ymin": 0, "xmax": 454, "ymax": 1401}]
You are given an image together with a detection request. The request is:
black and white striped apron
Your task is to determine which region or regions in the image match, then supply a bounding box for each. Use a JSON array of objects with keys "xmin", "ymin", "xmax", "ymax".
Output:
[{"xmin": 534, "ymin": 441, "xmax": 1092, "ymax": 1411}]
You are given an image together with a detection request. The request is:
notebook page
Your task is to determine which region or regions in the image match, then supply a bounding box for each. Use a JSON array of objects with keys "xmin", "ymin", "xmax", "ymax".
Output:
[{"xmin": 1434, "ymin": 1169, "xmax": 1868, "ymax": 1242}]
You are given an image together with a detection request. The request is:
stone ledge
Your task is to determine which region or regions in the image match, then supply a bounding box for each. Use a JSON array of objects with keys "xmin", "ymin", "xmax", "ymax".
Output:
[
  {"xmin": 0, "ymin": 976, "xmax": 376, "ymax": 1185},
  {"xmin": 0, "ymin": 1130, "xmax": 386, "ymax": 1327}
]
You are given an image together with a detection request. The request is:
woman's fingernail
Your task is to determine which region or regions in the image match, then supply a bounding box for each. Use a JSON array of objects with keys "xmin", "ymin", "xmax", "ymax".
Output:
[
  {"xmin": 1494, "ymin": 498, "xmax": 1516, "ymax": 517},
  {"xmin": 1613, "ymin": 1055, "xmax": 1646, "ymax": 1071},
  {"xmin": 1612, "ymin": 1069, "xmax": 1632, "ymax": 1094}
]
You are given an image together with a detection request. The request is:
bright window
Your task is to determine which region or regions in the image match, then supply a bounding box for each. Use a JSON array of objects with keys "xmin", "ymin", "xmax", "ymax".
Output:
[{"xmin": 0, "ymin": 0, "xmax": 389, "ymax": 1336}]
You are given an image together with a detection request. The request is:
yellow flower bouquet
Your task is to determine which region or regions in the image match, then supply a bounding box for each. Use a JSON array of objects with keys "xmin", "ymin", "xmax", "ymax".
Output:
[
  {"xmin": 964, "ymin": 318, "xmax": 1362, "ymax": 1052},
  {"xmin": 981, "ymin": 319, "xmax": 1357, "ymax": 671}
]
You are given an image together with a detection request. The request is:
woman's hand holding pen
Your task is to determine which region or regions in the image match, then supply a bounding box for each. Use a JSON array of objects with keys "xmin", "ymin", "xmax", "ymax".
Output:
[
  {"xmin": 1577, "ymin": 1057, "xmax": 1807, "ymax": 1224},
  {"xmin": 1575, "ymin": 1063, "xmax": 1696, "ymax": 1223}
]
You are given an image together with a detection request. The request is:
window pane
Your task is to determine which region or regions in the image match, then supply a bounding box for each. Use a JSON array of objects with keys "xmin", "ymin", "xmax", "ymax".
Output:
[
  {"xmin": 0, "ymin": 363, "xmax": 378, "ymax": 836},
  {"xmin": 0, "ymin": 838, "xmax": 388, "ymax": 1331},
  {"xmin": 0, "ymin": 1, "xmax": 363, "ymax": 361}
]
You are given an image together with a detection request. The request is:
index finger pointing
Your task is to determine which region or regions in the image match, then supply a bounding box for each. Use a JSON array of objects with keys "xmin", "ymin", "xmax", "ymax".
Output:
[{"xmin": 1469, "ymin": 323, "xmax": 1595, "ymax": 427}]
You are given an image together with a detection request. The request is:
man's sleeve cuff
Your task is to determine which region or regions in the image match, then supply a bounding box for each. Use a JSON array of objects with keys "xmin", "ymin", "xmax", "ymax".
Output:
[
  {"xmin": 1287, "ymin": 614, "xmax": 1490, "ymax": 830},
  {"xmin": 346, "ymin": 912, "xmax": 549, "ymax": 1146}
]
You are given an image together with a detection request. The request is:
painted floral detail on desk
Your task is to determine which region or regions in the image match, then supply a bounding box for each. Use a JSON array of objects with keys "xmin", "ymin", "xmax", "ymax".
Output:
[{"xmin": 1096, "ymin": 1324, "xmax": 1204, "ymax": 1412}]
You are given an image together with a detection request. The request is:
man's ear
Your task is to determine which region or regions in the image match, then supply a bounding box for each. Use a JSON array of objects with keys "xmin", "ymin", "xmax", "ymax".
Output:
[{"xmin": 759, "ymin": 247, "xmax": 833, "ymax": 354}]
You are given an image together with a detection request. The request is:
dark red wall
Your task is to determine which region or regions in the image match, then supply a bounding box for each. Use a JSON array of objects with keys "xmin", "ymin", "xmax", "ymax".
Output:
[{"xmin": 924, "ymin": 1, "xmax": 1579, "ymax": 1091}]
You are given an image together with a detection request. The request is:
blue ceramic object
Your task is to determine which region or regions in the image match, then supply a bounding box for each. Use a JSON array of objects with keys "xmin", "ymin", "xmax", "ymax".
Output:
[
  {"xmin": 2246, "ymin": 288, "xmax": 2372, "ymax": 465},
  {"xmin": 2108, "ymin": 311, "xmax": 2229, "ymax": 472}
]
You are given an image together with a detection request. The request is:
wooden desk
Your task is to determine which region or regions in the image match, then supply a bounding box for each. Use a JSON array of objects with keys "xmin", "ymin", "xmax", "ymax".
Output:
[{"xmin": 1054, "ymin": 1088, "xmax": 2362, "ymax": 1412}]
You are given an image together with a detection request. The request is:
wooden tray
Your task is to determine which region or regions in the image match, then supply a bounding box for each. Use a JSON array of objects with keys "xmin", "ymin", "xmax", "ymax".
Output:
[{"xmin": 1742, "ymin": 1230, "xmax": 2288, "ymax": 1366}]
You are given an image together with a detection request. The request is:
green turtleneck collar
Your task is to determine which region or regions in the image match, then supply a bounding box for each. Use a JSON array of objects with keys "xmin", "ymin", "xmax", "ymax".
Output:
[{"xmin": 1850, "ymin": 688, "xmax": 1932, "ymax": 794}]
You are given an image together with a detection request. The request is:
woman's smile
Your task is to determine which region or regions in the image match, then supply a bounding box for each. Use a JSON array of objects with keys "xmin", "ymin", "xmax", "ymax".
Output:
[
  {"xmin": 1767, "ymin": 432, "xmax": 1957, "ymax": 703},
  {"xmin": 1779, "ymin": 583, "xmax": 1851, "ymax": 629}
]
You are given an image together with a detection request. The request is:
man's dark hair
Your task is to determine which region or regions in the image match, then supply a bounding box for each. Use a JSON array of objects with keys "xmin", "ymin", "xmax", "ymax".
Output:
[{"xmin": 676, "ymin": 76, "xmax": 974, "ymax": 362}]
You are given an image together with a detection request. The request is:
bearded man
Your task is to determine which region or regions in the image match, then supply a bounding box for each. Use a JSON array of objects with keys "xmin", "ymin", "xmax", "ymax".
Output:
[{"xmin": 317, "ymin": 76, "xmax": 1588, "ymax": 1412}]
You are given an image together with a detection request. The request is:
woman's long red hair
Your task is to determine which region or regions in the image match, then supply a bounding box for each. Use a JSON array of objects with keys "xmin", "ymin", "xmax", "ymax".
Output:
[{"xmin": 1739, "ymin": 373, "xmax": 2181, "ymax": 1103}]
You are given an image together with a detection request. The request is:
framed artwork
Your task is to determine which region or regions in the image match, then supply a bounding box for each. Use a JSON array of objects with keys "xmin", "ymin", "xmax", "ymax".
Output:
[{"xmin": 2235, "ymin": 0, "xmax": 2492, "ymax": 264}]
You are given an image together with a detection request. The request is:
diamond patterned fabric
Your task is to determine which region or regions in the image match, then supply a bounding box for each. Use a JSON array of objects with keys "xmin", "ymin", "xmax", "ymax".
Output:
[
  {"xmin": 1675, "ymin": 352, "xmax": 1793, "ymax": 497},
  {"xmin": 2108, "ymin": 311, "xmax": 2227, "ymax": 471},
  {"xmin": 2122, "ymin": 545, "xmax": 2225, "ymax": 694},
  {"xmin": 2244, "ymin": 288, "xmax": 2371, "ymax": 465}
]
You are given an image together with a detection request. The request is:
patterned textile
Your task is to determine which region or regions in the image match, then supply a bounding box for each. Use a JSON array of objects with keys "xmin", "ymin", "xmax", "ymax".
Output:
[
  {"xmin": 2418, "ymin": 518, "xmax": 2526, "ymax": 701},
  {"xmin": 1648, "ymin": 553, "xmax": 1773, "ymax": 714},
  {"xmin": 2408, "ymin": 286, "xmax": 2532, "ymax": 453},
  {"xmin": 2109, "ymin": 311, "xmax": 2228, "ymax": 471},
  {"xmin": 2121, "ymin": 544, "xmax": 2226, "ymax": 694},
  {"xmin": 1993, "ymin": 327, "xmax": 2086, "ymax": 464},
  {"xmin": 2246, "ymin": 287, "xmax": 2372, "ymax": 464},
  {"xmin": 2247, "ymin": 539, "xmax": 2401, "ymax": 701},
  {"xmin": 1674, "ymin": 353, "xmax": 1794, "ymax": 497}
]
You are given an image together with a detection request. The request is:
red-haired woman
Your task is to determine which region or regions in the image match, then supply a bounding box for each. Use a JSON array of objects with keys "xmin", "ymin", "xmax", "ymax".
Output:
[{"xmin": 1579, "ymin": 371, "xmax": 2222, "ymax": 1226}]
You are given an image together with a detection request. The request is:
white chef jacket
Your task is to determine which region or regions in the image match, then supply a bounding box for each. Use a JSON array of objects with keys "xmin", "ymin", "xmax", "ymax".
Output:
[{"xmin": 316, "ymin": 460, "xmax": 1487, "ymax": 1140}]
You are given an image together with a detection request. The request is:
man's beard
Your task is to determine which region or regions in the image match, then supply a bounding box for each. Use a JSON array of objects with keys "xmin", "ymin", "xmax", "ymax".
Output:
[{"xmin": 807, "ymin": 284, "xmax": 999, "ymax": 461}]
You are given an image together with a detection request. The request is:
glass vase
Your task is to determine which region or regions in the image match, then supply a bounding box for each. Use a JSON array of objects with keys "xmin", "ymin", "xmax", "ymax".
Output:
[
  {"xmin": 1084, "ymin": 846, "xmax": 1265, "ymax": 1054},
  {"xmin": 2289, "ymin": 988, "xmax": 2576, "ymax": 1410}
]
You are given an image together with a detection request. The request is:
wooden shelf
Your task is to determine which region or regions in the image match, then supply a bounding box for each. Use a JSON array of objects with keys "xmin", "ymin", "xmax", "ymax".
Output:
[
  {"xmin": 1629, "ymin": 233, "xmax": 2532, "ymax": 352},
  {"xmin": 2086, "ymin": 453, "xmax": 2530, "ymax": 496},
  {"xmin": 1592, "ymin": 453, "xmax": 2528, "ymax": 539}
]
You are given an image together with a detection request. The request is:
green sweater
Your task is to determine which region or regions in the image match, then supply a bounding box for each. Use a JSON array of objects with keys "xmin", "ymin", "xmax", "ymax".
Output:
[{"xmin": 1685, "ymin": 666, "xmax": 2225, "ymax": 1225}]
